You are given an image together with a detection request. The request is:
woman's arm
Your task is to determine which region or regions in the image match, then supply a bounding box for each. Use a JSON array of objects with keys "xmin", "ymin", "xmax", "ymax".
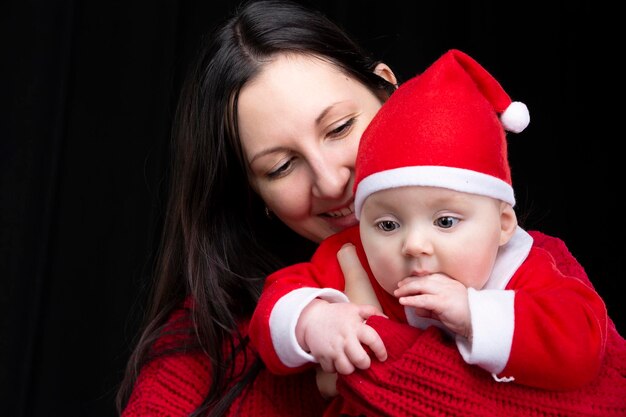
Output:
[
  {"xmin": 121, "ymin": 303, "xmax": 328, "ymax": 417},
  {"xmin": 121, "ymin": 349, "xmax": 211, "ymax": 417}
]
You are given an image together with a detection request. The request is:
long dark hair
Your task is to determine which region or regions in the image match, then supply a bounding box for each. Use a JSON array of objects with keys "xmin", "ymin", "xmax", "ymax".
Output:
[{"xmin": 117, "ymin": 1, "xmax": 396, "ymax": 415}]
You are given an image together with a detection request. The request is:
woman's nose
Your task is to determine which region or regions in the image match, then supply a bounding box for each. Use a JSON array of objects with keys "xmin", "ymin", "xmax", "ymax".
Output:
[
  {"xmin": 401, "ymin": 228, "xmax": 433, "ymax": 257},
  {"xmin": 311, "ymin": 160, "xmax": 351, "ymax": 199}
]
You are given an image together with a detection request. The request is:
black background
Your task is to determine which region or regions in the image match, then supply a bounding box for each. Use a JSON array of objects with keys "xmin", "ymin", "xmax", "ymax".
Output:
[{"xmin": 2, "ymin": 1, "xmax": 623, "ymax": 416}]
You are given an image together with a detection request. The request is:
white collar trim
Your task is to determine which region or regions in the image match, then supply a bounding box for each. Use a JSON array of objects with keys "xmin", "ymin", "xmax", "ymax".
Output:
[{"xmin": 484, "ymin": 226, "xmax": 533, "ymax": 290}]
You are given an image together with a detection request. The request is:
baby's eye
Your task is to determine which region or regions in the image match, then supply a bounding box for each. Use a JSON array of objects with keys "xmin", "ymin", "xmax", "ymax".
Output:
[
  {"xmin": 377, "ymin": 220, "xmax": 399, "ymax": 232},
  {"xmin": 328, "ymin": 118, "xmax": 355, "ymax": 138},
  {"xmin": 435, "ymin": 216, "xmax": 459, "ymax": 229}
]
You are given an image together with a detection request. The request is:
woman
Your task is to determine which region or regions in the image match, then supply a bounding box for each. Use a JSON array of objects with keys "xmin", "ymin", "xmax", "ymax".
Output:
[
  {"xmin": 117, "ymin": 1, "xmax": 393, "ymax": 415},
  {"xmin": 117, "ymin": 1, "xmax": 626, "ymax": 416}
]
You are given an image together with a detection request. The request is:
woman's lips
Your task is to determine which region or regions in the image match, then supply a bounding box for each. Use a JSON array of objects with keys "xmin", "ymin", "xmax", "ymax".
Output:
[
  {"xmin": 321, "ymin": 201, "xmax": 357, "ymax": 230},
  {"xmin": 323, "ymin": 211, "xmax": 358, "ymax": 230},
  {"xmin": 325, "ymin": 204, "xmax": 354, "ymax": 218}
]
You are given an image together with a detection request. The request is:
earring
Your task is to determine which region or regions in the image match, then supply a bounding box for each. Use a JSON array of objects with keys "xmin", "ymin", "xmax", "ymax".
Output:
[{"xmin": 264, "ymin": 206, "xmax": 272, "ymax": 219}]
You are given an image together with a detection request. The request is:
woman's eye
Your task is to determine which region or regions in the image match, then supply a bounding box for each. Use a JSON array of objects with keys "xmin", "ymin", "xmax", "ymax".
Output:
[
  {"xmin": 435, "ymin": 216, "xmax": 459, "ymax": 229},
  {"xmin": 267, "ymin": 157, "xmax": 295, "ymax": 179},
  {"xmin": 377, "ymin": 220, "xmax": 399, "ymax": 232},
  {"xmin": 328, "ymin": 118, "xmax": 355, "ymax": 138}
]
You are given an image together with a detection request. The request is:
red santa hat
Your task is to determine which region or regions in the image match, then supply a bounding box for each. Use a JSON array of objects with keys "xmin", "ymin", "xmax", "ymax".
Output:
[{"xmin": 354, "ymin": 49, "xmax": 529, "ymax": 219}]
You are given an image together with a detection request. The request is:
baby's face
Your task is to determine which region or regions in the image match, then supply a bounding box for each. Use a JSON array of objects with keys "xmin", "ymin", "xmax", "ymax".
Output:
[{"xmin": 359, "ymin": 186, "xmax": 512, "ymax": 294}]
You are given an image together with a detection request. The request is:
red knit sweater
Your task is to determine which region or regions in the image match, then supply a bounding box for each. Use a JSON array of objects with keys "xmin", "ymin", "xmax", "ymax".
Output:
[
  {"xmin": 122, "ymin": 231, "xmax": 626, "ymax": 417},
  {"xmin": 121, "ymin": 305, "xmax": 327, "ymax": 417}
]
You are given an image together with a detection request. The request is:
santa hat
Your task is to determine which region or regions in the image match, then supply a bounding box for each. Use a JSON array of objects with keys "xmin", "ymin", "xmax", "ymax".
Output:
[{"xmin": 354, "ymin": 49, "xmax": 529, "ymax": 219}]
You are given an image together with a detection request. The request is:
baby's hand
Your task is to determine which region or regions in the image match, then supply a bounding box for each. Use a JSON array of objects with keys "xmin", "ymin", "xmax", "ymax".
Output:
[
  {"xmin": 297, "ymin": 299, "xmax": 387, "ymax": 374},
  {"xmin": 394, "ymin": 273, "xmax": 471, "ymax": 338}
]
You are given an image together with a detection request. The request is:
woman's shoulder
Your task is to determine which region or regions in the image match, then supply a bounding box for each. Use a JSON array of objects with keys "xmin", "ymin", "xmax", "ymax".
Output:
[
  {"xmin": 150, "ymin": 298, "xmax": 195, "ymax": 353},
  {"xmin": 527, "ymin": 230, "xmax": 590, "ymax": 286},
  {"xmin": 123, "ymin": 297, "xmax": 253, "ymax": 416},
  {"xmin": 122, "ymin": 332, "xmax": 211, "ymax": 416},
  {"xmin": 527, "ymin": 230, "xmax": 568, "ymax": 252},
  {"xmin": 156, "ymin": 297, "xmax": 251, "ymax": 351}
]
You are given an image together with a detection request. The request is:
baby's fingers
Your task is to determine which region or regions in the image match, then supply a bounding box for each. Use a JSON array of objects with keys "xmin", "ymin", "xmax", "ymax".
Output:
[
  {"xmin": 359, "ymin": 303, "xmax": 387, "ymax": 320},
  {"xmin": 394, "ymin": 279, "xmax": 425, "ymax": 297},
  {"xmin": 345, "ymin": 340, "xmax": 371, "ymax": 370},
  {"xmin": 333, "ymin": 355, "xmax": 356, "ymax": 375},
  {"xmin": 359, "ymin": 324, "xmax": 387, "ymax": 362}
]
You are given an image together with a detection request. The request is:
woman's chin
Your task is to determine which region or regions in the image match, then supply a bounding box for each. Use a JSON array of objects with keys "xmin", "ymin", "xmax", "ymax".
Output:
[{"xmin": 292, "ymin": 213, "xmax": 359, "ymax": 243}]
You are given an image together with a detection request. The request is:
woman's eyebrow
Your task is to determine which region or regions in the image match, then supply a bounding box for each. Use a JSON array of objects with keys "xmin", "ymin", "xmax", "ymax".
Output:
[
  {"xmin": 315, "ymin": 101, "xmax": 347, "ymax": 125},
  {"xmin": 249, "ymin": 146, "xmax": 287, "ymax": 165}
]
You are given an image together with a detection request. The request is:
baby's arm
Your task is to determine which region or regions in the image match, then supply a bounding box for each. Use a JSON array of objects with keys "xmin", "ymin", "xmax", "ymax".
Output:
[
  {"xmin": 393, "ymin": 246, "xmax": 607, "ymax": 390},
  {"xmin": 292, "ymin": 236, "xmax": 387, "ymax": 374},
  {"xmin": 315, "ymin": 243, "xmax": 386, "ymax": 398},
  {"xmin": 250, "ymin": 228, "xmax": 387, "ymax": 376}
]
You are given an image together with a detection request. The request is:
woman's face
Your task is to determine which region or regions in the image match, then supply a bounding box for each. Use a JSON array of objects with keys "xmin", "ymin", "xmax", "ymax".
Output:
[{"xmin": 238, "ymin": 54, "xmax": 393, "ymax": 243}]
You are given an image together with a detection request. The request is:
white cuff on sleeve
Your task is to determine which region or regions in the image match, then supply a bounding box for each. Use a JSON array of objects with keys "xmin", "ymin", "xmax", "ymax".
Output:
[{"xmin": 456, "ymin": 288, "xmax": 515, "ymax": 375}]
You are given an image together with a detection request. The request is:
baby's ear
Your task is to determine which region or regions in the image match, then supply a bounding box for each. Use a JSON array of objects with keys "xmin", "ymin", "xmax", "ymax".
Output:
[{"xmin": 499, "ymin": 203, "xmax": 518, "ymax": 246}]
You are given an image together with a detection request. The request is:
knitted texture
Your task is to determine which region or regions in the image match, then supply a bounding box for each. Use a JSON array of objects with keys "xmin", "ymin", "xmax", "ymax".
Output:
[
  {"xmin": 122, "ymin": 350, "xmax": 328, "ymax": 417},
  {"xmin": 339, "ymin": 318, "xmax": 626, "ymax": 417},
  {"xmin": 121, "ymin": 350, "xmax": 213, "ymax": 416},
  {"xmin": 121, "ymin": 306, "xmax": 327, "ymax": 417},
  {"xmin": 337, "ymin": 231, "xmax": 626, "ymax": 417}
]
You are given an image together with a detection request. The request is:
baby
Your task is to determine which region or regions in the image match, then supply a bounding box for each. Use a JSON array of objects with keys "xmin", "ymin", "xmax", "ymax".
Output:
[{"xmin": 249, "ymin": 49, "xmax": 607, "ymax": 390}]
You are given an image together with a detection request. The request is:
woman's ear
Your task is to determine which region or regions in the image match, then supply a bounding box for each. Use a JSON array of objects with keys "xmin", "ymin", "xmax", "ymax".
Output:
[
  {"xmin": 373, "ymin": 63, "xmax": 397, "ymax": 86},
  {"xmin": 499, "ymin": 203, "xmax": 518, "ymax": 246}
]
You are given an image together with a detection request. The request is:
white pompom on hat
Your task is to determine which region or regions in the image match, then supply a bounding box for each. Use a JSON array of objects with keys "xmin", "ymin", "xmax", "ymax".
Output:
[{"xmin": 354, "ymin": 49, "xmax": 529, "ymax": 219}]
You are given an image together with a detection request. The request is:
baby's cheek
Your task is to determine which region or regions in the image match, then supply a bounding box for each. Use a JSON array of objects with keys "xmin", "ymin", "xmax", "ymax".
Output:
[{"xmin": 369, "ymin": 256, "xmax": 401, "ymax": 295}]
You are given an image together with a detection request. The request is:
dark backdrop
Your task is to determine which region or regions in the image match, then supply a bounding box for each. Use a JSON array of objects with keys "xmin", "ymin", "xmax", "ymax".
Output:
[{"xmin": 2, "ymin": 1, "xmax": 622, "ymax": 416}]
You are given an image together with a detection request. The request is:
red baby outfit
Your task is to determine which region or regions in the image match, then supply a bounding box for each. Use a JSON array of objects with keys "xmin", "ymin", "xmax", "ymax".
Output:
[{"xmin": 249, "ymin": 226, "xmax": 607, "ymax": 390}]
